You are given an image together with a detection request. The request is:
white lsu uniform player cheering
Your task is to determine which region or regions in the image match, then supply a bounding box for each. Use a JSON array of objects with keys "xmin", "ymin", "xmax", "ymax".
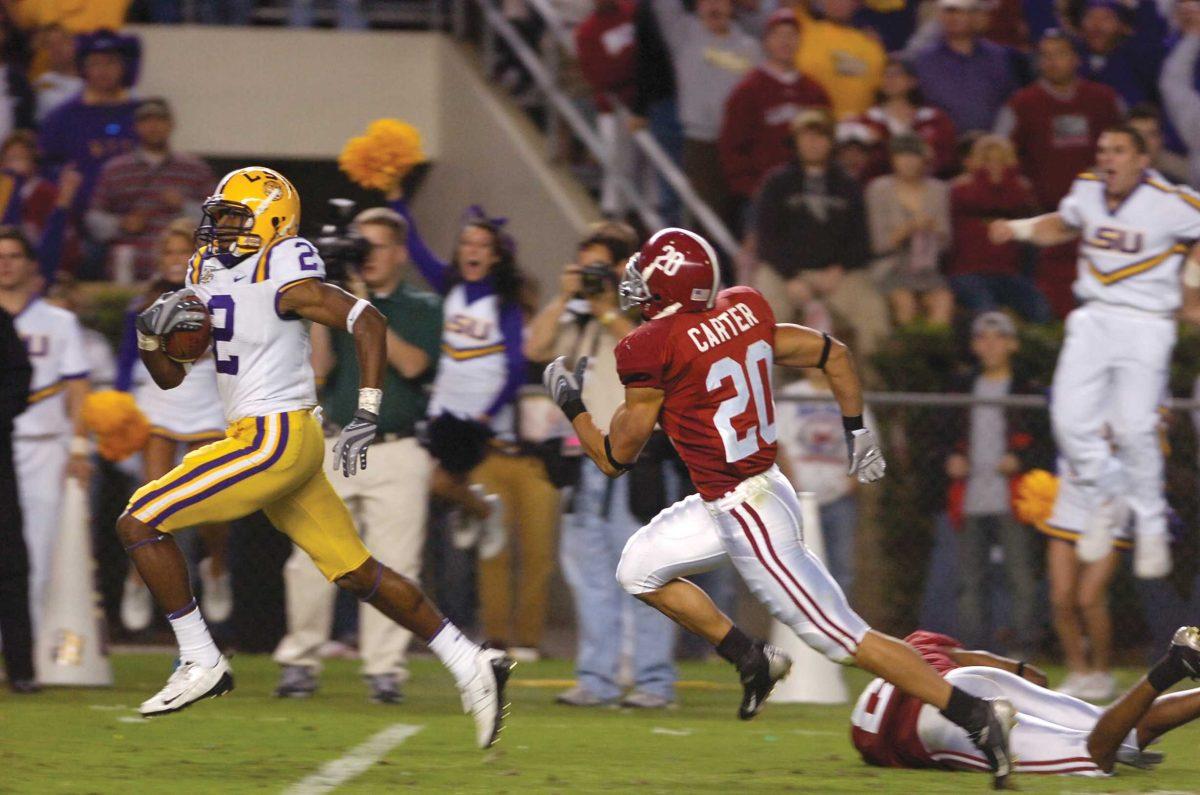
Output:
[
  {"xmin": 116, "ymin": 167, "xmax": 510, "ymax": 750},
  {"xmin": 0, "ymin": 230, "xmax": 91, "ymax": 629},
  {"xmin": 991, "ymin": 124, "xmax": 1200, "ymax": 579}
]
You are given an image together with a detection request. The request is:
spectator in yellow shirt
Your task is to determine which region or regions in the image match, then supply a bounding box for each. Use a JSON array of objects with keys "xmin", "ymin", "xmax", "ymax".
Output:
[
  {"xmin": 794, "ymin": 0, "xmax": 886, "ymax": 119},
  {"xmin": 11, "ymin": 0, "xmax": 132, "ymax": 33}
]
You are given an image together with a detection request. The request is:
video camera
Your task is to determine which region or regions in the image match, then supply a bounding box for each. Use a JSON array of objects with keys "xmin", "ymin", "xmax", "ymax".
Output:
[{"xmin": 315, "ymin": 198, "xmax": 371, "ymax": 286}]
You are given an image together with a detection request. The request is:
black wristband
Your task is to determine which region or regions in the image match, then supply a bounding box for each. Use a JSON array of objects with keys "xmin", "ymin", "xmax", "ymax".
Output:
[
  {"xmin": 562, "ymin": 397, "xmax": 587, "ymax": 422},
  {"xmin": 1015, "ymin": 661, "xmax": 1026, "ymax": 678},
  {"xmin": 817, "ymin": 333, "xmax": 833, "ymax": 370},
  {"xmin": 842, "ymin": 415, "xmax": 864, "ymax": 433},
  {"xmin": 604, "ymin": 435, "xmax": 635, "ymax": 472}
]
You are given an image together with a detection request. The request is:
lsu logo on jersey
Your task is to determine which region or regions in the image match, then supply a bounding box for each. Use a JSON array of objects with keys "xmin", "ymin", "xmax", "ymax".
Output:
[
  {"xmin": 1086, "ymin": 227, "xmax": 1144, "ymax": 254},
  {"xmin": 649, "ymin": 243, "xmax": 688, "ymax": 276},
  {"xmin": 446, "ymin": 313, "xmax": 493, "ymax": 341}
]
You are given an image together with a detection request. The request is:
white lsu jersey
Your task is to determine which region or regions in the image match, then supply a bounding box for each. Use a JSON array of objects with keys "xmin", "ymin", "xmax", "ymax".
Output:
[
  {"xmin": 13, "ymin": 297, "xmax": 89, "ymax": 438},
  {"xmin": 428, "ymin": 284, "xmax": 514, "ymax": 437},
  {"xmin": 185, "ymin": 236, "xmax": 322, "ymax": 423},
  {"xmin": 1059, "ymin": 171, "xmax": 1200, "ymax": 314}
]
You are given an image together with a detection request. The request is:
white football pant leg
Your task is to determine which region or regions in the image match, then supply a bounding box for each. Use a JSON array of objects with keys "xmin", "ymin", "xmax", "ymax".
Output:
[
  {"xmin": 710, "ymin": 468, "xmax": 869, "ymax": 664},
  {"xmin": 15, "ymin": 435, "xmax": 68, "ymax": 629},
  {"xmin": 616, "ymin": 493, "xmax": 727, "ymax": 595}
]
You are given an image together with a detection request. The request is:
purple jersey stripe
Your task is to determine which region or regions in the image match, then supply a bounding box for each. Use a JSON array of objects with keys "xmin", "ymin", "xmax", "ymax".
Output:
[
  {"xmin": 129, "ymin": 417, "xmax": 265, "ymax": 513},
  {"xmin": 149, "ymin": 413, "xmax": 292, "ymax": 527}
]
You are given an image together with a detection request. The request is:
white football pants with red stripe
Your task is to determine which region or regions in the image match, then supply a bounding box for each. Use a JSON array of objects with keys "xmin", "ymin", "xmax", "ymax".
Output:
[
  {"xmin": 617, "ymin": 465, "xmax": 868, "ymax": 663},
  {"xmin": 916, "ymin": 666, "xmax": 1139, "ymax": 776}
]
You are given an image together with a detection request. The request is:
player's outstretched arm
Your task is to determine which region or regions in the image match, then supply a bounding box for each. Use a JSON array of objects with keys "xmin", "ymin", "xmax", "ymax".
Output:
[
  {"xmin": 988, "ymin": 212, "xmax": 1079, "ymax": 247},
  {"xmin": 543, "ymin": 355, "xmax": 663, "ymax": 477},
  {"xmin": 774, "ymin": 324, "xmax": 885, "ymax": 483},
  {"xmin": 280, "ymin": 280, "xmax": 387, "ymax": 476}
]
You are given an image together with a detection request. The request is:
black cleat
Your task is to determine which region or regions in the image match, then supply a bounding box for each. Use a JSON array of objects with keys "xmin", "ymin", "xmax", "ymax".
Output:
[
  {"xmin": 738, "ymin": 641, "xmax": 792, "ymax": 720},
  {"xmin": 366, "ymin": 674, "xmax": 404, "ymax": 705},
  {"xmin": 967, "ymin": 698, "xmax": 1017, "ymax": 790},
  {"xmin": 1169, "ymin": 626, "xmax": 1200, "ymax": 679},
  {"xmin": 274, "ymin": 664, "xmax": 317, "ymax": 699}
]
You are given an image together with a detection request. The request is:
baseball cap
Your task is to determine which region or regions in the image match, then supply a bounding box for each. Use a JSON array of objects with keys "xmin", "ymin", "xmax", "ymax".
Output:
[
  {"xmin": 835, "ymin": 121, "xmax": 877, "ymax": 146},
  {"xmin": 938, "ymin": 0, "xmax": 979, "ymax": 10},
  {"xmin": 135, "ymin": 98, "xmax": 172, "ymax": 121},
  {"xmin": 791, "ymin": 108, "xmax": 834, "ymax": 137},
  {"xmin": 971, "ymin": 311, "xmax": 1017, "ymax": 337},
  {"xmin": 764, "ymin": 8, "xmax": 800, "ymax": 34}
]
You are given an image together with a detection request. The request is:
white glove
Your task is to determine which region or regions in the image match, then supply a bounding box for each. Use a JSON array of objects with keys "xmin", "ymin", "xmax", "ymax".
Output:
[
  {"xmin": 331, "ymin": 409, "xmax": 378, "ymax": 477},
  {"xmin": 136, "ymin": 290, "xmax": 205, "ymax": 337},
  {"xmin": 846, "ymin": 428, "xmax": 886, "ymax": 484},
  {"xmin": 543, "ymin": 355, "xmax": 589, "ymax": 420}
]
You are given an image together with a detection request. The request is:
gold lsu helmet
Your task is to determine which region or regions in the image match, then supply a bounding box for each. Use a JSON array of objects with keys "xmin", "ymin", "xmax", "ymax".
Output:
[{"xmin": 196, "ymin": 166, "xmax": 299, "ymax": 257}]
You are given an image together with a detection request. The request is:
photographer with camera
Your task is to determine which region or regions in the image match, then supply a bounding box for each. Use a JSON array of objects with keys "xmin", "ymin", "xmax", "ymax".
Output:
[
  {"xmin": 272, "ymin": 205, "xmax": 443, "ymax": 704},
  {"xmin": 525, "ymin": 222, "xmax": 678, "ymax": 708}
]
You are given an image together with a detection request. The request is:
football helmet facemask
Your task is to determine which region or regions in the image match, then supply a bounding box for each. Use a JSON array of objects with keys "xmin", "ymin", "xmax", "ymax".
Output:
[
  {"xmin": 619, "ymin": 227, "xmax": 721, "ymax": 320},
  {"xmin": 196, "ymin": 166, "xmax": 299, "ymax": 259}
]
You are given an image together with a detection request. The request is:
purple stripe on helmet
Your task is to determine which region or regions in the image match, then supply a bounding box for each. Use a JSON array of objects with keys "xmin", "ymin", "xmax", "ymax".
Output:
[
  {"xmin": 148, "ymin": 413, "xmax": 291, "ymax": 528},
  {"xmin": 131, "ymin": 417, "xmax": 265, "ymax": 513}
]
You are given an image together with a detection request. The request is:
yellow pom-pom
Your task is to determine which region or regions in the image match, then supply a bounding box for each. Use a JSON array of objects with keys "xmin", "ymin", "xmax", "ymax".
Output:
[
  {"xmin": 82, "ymin": 390, "xmax": 150, "ymax": 462},
  {"xmin": 1013, "ymin": 469, "xmax": 1059, "ymax": 526},
  {"xmin": 339, "ymin": 118, "xmax": 427, "ymax": 192}
]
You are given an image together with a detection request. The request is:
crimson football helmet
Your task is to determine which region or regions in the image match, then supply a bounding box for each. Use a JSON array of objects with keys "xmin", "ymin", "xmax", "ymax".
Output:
[{"xmin": 619, "ymin": 227, "xmax": 721, "ymax": 320}]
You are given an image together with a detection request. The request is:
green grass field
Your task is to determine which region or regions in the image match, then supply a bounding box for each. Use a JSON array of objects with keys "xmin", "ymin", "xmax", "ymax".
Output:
[{"xmin": 2, "ymin": 654, "xmax": 1198, "ymax": 793}]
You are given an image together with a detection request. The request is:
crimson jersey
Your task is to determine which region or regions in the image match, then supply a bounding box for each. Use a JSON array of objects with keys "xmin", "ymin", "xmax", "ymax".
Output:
[
  {"xmin": 615, "ymin": 286, "xmax": 778, "ymax": 501},
  {"xmin": 850, "ymin": 631, "xmax": 964, "ymax": 769}
]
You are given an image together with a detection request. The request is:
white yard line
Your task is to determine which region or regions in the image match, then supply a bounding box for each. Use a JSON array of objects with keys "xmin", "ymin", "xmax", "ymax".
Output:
[{"xmin": 282, "ymin": 723, "xmax": 424, "ymax": 795}]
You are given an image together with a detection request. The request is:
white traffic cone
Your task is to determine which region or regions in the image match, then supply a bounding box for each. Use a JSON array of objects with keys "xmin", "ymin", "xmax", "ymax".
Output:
[
  {"xmin": 768, "ymin": 491, "xmax": 848, "ymax": 704},
  {"xmin": 35, "ymin": 477, "xmax": 113, "ymax": 686}
]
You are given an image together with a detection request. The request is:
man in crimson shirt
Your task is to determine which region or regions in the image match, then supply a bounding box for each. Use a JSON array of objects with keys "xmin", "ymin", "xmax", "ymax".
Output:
[
  {"xmin": 575, "ymin": 0, "xmax": 639, "ymax": 217},
  {"xmin": 717, "ymin": 9, "xmax": 830, "ymax": 206},
  {"xmin": 995, "ymin": 31, "xmax": 1122, "ymax": 316},
  {"xmin": 851, "ymin": 628, "xmax": 1200, "ymax": 776}
]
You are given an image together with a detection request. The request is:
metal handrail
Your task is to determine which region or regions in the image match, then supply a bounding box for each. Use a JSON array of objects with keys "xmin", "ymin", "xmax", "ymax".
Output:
[{"xmin": 460, "ymin": 0, "xmax": 739, "ymax": 253}]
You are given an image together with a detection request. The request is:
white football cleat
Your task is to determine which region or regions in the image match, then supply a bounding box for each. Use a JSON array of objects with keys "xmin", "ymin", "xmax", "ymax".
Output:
[
  {"xmin": 1075, "ymin": 671, "xmax": 1116, "ymax": 703},
  {"xmin": 199, "ymin": 558, "xmax": 233, "ymax": 624},
  {"xmin": 1134, "ymin": 533, "xmax": 1172, "ymax": 579},
  {"xmin": 458, "ymin": 649, "xmax": 513, "ymax": 749},
  {"xmin": 120, "ymin": 577, "xmax": 154, "ymax": 632},
  {"xmin": 1055, "ymin": 671, "xmax": 1090, "ymax": 698},
  {"xmin": 139, "ymin": 655, "xmax": 234, "ymax": 717}
]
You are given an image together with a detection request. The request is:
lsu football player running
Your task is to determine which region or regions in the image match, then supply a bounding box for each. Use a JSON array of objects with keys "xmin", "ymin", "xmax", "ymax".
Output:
[{"xmin": 116, "ymin": 167, "xmax": 512, "ymax": 749}]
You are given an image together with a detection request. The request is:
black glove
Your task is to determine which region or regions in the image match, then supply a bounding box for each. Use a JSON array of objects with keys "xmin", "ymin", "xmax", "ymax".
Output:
[
  {"xmin": 136, "ymin": 291, "xmax": 206, "ymax": 337},
  {"xmin": 331, "ymin": 409, "xmax": 378, "ymax": 477},
  {"xmin": 542, "ymin": 355, "xmax": 588, "ymax": 421}
]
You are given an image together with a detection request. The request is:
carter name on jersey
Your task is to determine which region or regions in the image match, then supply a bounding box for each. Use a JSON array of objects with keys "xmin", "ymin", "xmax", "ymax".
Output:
[{"xmin": 686, "ymin": 302, "xmax": 762, "ymax": 353}]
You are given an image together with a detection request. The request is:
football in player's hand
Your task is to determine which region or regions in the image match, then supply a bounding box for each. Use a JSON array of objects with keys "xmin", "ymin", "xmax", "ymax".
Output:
[{"xmin": 163, "ymin": 296, "xmax": 212, "ymax": 363}]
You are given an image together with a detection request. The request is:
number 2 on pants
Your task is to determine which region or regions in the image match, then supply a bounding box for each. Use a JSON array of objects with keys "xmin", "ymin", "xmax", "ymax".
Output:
[
  {"xmin": 707, "ymin": 339, "xmax": 776, "ymax": 462},
  {"xmin": 207, "ymin": 294, "xmax": 239, "ymax": 375}
]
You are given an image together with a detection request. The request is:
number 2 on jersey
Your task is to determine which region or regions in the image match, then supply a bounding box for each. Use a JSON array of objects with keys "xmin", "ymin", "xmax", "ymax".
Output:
[
  {"xmin": 707, "ymin": 339, "xmax": 776, "ymax": 462},
  {"xmin": 207, "ymin": 295, "xmax": 239, "ymax": 375}
]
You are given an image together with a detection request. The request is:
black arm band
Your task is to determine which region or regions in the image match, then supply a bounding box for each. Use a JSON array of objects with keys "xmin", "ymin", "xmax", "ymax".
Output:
[
  {"xmin": 1015, "ymin": 661, "xmax": 1026, "ymax": 678},
  {"xmin": 604, "ymin": 435, "xmax": 635, "ymax": 473},
  {"xmin": 816, "ymin": 333, "xmax": 833, "ymax": 370},
  {"xmin": 842, "ymin": 415, "xmax": 864, "ymax": 432},
  {"xmin": 562, "ymin": 397, "xmax": 587, "ymax": 422}
]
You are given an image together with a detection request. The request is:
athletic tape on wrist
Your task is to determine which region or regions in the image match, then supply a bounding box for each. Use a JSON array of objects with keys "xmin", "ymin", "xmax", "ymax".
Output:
[
  {"xmin": 358, "ymin": 387, "xmax": 382, "ymax": 415},
  {"xmin": 136, "ymin": 330, "xmax": 160, "ymax": 351},
  {"xmin": 562, "ymin": 397, "xmax": 587, "ymax": 422},
  {"xmin": 1009, "ymin": 218, "xmax": 1037, "ymax": 242},
  {"xmin": 346, "ymin": 298, "xmax": 371, "ymax": 333},
  {"xmin": 842, "ymin": 415, "xmax": 864, "ymax": 433},
  {"xmin": 69, "ymin": 436, "xmax": 91, "ymax": 456},
  {"xmin": 1185, "ymin": 258, "xmax": 1200, "ymax": 289}
]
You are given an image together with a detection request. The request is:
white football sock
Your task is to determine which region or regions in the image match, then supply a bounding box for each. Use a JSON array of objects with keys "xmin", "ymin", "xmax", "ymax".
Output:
[
  {"xmin": 168, "ymin": 601, "xmax": 221, "ymax": 667},
  {"xmin": 428, "ymin": 620, "xmax": 480, "ymax": 687}
]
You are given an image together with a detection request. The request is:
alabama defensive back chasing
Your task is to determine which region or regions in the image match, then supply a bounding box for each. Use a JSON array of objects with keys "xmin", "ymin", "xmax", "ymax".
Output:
[
  {"xmin": 116, "ymin": 167, "xmax": 511, "ymax": 749},
  {"xmin": 544, "ymin": 228, "xmax": 1019, "ymax": 788},
  {"xmin": 990, "ymin": 124, "xmax": 1200, "ymax": 579}
]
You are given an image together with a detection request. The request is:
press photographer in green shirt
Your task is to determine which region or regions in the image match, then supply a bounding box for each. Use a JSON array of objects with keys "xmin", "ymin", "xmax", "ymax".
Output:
[{"xmin": 273, "ymin": 206, "xmax": 443, "ymax": 705}]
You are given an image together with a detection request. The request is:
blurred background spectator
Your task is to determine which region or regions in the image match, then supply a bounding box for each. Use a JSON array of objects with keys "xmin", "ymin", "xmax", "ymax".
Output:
[
  {"xmin": 718, "ymin": 9, "xmax": 830, "ymax": 218},
  {"xmin": 630, "ymin": 0, "xmax": 683, "ymax": 223},
  {"xmin": 1160, "ymin": 9, "xmax": 1200, "ymax": 188},
  {"xmin": 9, "ymin": 1, "xmax": 132, "ymax": 33},
  {"xmin": 1075, "ymin": 0, "xmax": 1163, "ymax": 108},
  {"xmin": 0, "ymin": 10, "xmax": 34, "ymax": 143},
  {"xmin": 755, "ymin": 110, "xmax": 889, "ymax": 358},
  {"xmin": 865, "ymin": 134, "xmax": 952, "ymax": 326},
  {"xmin": 913, "ymin": 0, "xmax": 1020, "ymax": 133},
  {"xmin": 1126, "ymin": 102, "xmax": 1190, "ymax": 185},
  {"xmin": 0, "ymin": 303, "xmax": 34, "ymax": 693},
  {"xmin": 859, "ymin": 56, "xmax": 957, "ymax": 178},
  {"xmin": 86, "ymin": 98, "xmax": 214, "ymax": 281},
  {"xmin": 948, "ymin": 134, "xmax": 1049, "ymax": 321},
  {"xmin": 31, "ymin": 24, "xmax": 81, "ymax": 122},
  {"xmin": 795, "ymin": 0, "xmax": 886, "ymax": 120}
]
